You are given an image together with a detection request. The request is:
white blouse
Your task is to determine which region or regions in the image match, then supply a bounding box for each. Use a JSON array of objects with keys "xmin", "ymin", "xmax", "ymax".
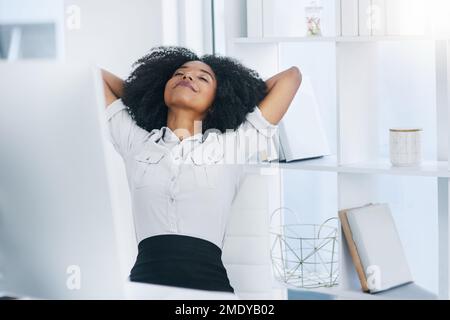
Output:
[{"xmin": 105, "ymin": 99, "xmax": 279, "ymax": 249}]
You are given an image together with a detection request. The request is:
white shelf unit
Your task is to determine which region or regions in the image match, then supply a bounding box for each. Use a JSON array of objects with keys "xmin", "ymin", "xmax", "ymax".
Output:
[
  {"xmin": 218, "ymin": 0, "xmax": 450, "ymax": 299},
  {"xmin": 235, "ymin": 36, "xmax": 450, "ymax": 44},
  {"xmin": 260, "ymin": 158, "xmax": 450, "ymax": 178}
]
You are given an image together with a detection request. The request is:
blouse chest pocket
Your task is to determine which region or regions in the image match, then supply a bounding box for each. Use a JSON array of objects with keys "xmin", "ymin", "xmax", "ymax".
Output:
[
  {"xmin": 190, "ymin": 155, "xmax": 220, "ymax": 189},
  {"xmin": 133, "ymin": 150, "xmax": 165, "ymax": 189}
]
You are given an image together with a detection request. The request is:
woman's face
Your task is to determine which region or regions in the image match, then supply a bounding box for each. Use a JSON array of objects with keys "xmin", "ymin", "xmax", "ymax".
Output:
[{"xmin": 164, "ymin": 60, "xmax": 217, "ymax": 116}]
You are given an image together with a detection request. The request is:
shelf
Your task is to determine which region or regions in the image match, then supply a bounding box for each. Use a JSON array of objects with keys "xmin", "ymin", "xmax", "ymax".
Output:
[
  {"xmin": 252, "ymin": 156, "xmax": 339, "ymax": 175},
  {"xmin": 339, "ymin": 159, "xmax": 450, "ymax": 178},
  {"xmin": 261, "ymin": 156, "xmax": 450, "ymax": 178},
  {"xmin": 277, "ymin": 155, "xmax": 339, "ymax": 172},
  {"xmin": 235, "ymin": 35, "xmax": 450, "ymax": 44},
  {"xmin": 287, "ymin": 285, "xmax": 382, "ymax": 300},
  {"xmin": 286, "ymin": 283, "xmax": 437, "ymax": 300}
]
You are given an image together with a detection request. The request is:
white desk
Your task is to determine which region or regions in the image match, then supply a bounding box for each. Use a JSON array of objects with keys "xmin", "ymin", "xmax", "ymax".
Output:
[
  {"xmin": 0, "ymin": 283, "xmax": 241, "ymax": 300},
  {"xmin": 124, "ymin": 281, "xmax": 240, "ymax": 300}
]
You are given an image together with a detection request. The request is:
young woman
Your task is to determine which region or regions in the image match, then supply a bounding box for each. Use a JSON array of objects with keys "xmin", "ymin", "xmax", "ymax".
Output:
[{"xmin": 102, "ymin": 46, "xmax": 301, "ymax": 295}]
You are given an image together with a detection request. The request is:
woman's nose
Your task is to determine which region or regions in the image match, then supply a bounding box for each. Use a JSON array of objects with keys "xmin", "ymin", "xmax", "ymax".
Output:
[{"xmin": 183, "ymin": 73, "xmax": 193, "ymax": 81}]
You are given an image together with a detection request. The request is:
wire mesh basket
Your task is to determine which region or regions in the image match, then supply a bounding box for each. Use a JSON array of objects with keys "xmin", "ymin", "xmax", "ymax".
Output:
[{"xmin": 270, "ymin": 207, "xmax": 339, "ymax": 289}]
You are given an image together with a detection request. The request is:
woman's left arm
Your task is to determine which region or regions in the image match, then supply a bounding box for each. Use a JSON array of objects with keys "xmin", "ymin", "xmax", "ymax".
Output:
[{"xmin": 258, "ymin": 66, "xmax": 302, "ymax": 125}]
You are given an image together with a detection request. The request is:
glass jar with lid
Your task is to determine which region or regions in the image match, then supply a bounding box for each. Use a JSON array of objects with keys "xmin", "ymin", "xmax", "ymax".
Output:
[{"xmin": 305, "ymin": 0, "xmax": 323, "ymax": 37}]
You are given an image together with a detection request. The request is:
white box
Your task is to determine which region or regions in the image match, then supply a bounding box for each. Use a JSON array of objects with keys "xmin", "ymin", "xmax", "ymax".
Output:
[
  {"xmin": 341, "ymin": 0, "xmax": 359, "ymax": 36},
  {"xmin": 359, "ymin": 0, "xmax": 386, "ymax": 36},
  {"xmin": 247, "ymin": 0, "xmax": 263, "ymax": 37},
  {"xmin": 371, "ymin": 0, "xmax": 386, "ymax": 36}
]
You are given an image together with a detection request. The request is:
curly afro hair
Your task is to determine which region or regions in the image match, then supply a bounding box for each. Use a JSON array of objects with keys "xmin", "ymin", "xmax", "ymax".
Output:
[{"xmin": 121, "ymin": 46, "xmax": 268, "ymax": 135}]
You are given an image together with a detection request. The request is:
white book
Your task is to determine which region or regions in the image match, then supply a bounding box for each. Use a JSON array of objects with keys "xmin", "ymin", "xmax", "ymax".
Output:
[
  {"xmin": 358, "ymin": 0, "xmax": 372, "ymax": 36},
  {"xmin": 262, "ymin": 0, "xmax": 304, "ymax": 37},
  {"xmin": 386, "ymin": 0, "xmax": 426, "ymax": 36},
  {"xmin": 335, "ymin": 0, "xmax": 342, "ymax": 36},
  {"xmin": 262, "ymin": 0, "xmax": 276, "ymax": 37},
  {"xmin": 341, "ymin": 0, "xmax": 359, "ymax": 36},
  {"xmin": 276, "ymin": 76, "xmax": 331, "ymax": 162},
  {"xmin": 342, "ymin": 203, "xmax": 414, "ymax": 293},
  {"xmin": 247, "ymin": 0, "xmax": 263, "ymax": 38},
  {"xmin": 385, "ymin": 0, "xmax": 403, "ymax": 35}
]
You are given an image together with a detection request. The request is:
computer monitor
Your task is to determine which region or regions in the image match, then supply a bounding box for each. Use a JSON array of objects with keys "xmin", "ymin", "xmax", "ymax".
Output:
[{"xmin": 0, "ymin": 62, "xmax": 125, "ymax": 299}]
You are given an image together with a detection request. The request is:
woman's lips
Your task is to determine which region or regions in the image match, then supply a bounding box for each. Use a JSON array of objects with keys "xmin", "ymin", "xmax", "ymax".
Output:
[{"xmin": 176, "ymin": 80, "xmax": 196, "ymax": 92}]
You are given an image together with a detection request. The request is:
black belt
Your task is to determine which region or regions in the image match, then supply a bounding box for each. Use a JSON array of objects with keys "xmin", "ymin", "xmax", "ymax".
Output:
[{"xmin": 129, "ymin": 234, "xmax": 235, "ymax": 293}]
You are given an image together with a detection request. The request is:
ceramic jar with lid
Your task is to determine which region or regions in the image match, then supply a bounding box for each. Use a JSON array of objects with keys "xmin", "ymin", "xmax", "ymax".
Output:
[{"xmin": 389, "ymin": 128, "xmax": 422, "ymax": 167}]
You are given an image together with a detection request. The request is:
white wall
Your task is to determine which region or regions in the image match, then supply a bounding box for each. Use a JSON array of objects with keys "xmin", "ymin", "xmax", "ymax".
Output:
[
  {"xmin": 64, "ymin": 0, "xmax": 162, "ymax": 77},
  {"xmin": 64, "ymin": 0, "xmax": 163, "ymax": 280},
  {"xmin": 62, "ymin": 0, "xmax": 215, "ymax": 283},
  {"xmin": 161, "ymin": 0, "xmax": 213, "ymax": 56}
]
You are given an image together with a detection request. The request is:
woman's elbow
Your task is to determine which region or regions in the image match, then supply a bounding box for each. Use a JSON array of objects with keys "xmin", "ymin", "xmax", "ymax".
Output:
[{"xmin": 289, "ymin": 66, "xmax": 302, "ymax": 88}]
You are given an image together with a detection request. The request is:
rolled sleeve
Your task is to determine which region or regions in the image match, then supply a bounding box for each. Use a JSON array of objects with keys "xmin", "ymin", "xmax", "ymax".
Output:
[
  {"xmin": 236, "ymin": 106, "xmax": 280, "ymax": 163},
  {"xmin": 245, "ymin": 105, "xmax": 278, "ymax": 138},
  {"xmin": 105, "ymin": 99, "xmax": 150, "ymax": 159}
]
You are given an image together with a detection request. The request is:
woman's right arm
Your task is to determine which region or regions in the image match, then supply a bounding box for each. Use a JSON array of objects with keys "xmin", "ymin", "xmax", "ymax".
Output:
[{"xmin": 101, "ymin": 69, "xmax": 124, "ymax": 108}]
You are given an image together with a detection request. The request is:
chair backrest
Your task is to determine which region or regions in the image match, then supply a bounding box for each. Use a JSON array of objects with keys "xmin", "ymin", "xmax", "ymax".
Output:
[{"xmin": 222, "ymin": 173, "xmax": 285, "ymax": 300}]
